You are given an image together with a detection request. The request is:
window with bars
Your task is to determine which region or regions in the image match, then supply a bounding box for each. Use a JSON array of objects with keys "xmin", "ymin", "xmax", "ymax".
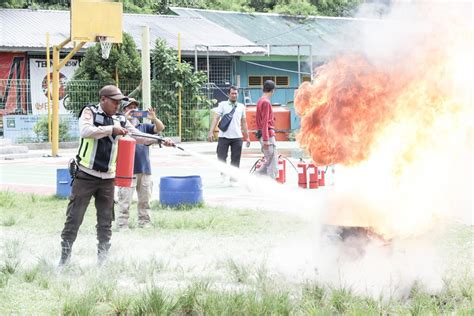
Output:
[
  {"xmin": 183, "ymin": 57, "xmax": 233, "ymax": 86},
  {"xmin": 248, "ymin": 75, "xmax": 290, "ymax": 87}
]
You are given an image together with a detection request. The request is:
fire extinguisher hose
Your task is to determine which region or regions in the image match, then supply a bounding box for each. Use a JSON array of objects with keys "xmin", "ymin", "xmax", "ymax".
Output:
[
  {"xmin": 129, "ymin": 132, "xmax": 185, "ymax": 151},
  {"xmin": 280, "ymin": 155, "xmax": 299, "ymax": 173}
]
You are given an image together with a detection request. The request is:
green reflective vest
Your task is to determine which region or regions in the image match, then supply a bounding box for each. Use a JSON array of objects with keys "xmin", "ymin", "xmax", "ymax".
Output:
[{"xmin": 76, "ymin": 104, "xmax": 126, "ymax": 173}]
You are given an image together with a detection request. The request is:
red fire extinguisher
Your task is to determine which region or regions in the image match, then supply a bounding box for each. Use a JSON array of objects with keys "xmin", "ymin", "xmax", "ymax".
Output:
[
  {"xmin": 297, "ymin": 160, "xmax": 318, "ymax": 189},
  {"xmin": 308, "ymin": 163, "xmax": 319, "ymax": 189},
  {"xmin": 297, "ymin": 161, "xmax": 307, "ymax": 188},
  {"xmin": 318, "ymin": 169, "xmax": 326, "ymax": 186},
  {"xmin": 115, "ymin": 136, "xmax": 136, "ymax": 187},
  {"xmin": 276, "ymin": 155, "xmax": 286, "ymax": 184}
]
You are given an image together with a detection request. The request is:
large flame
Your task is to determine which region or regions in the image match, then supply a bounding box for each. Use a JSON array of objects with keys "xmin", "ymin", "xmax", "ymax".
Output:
[{"xmin": 295, "ymin": 14, "xmax": 472, "ymax": 239}]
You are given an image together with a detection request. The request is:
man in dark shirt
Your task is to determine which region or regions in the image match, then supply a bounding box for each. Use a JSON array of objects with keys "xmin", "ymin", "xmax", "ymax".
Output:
[
  {"xmin": 116, "ymin": 98, "xmax": 165, "ymax": 229},
  {"xmin": 256, "ymin": 80, "xmax": 278, "ymax": 178}
]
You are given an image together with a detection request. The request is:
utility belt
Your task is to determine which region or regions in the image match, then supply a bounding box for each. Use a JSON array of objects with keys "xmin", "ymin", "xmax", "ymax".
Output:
[{"xmin": 255, "ymin": 128, "xmax": 274, "ymax": 139}]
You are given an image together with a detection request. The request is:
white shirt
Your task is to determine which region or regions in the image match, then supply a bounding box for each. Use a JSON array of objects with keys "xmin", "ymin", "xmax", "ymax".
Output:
[{"xmin": 213, "ymin": 100, "xmax": 246, "ymax": 139}]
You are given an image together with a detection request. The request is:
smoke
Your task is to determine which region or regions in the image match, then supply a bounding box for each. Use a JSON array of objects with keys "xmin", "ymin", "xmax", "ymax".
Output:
[{"xmin": 282, "ymin": 0, "xmax": 473, "ymax": 298}]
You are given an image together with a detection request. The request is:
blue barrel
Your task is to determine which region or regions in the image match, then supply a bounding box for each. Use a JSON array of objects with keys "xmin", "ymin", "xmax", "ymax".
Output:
[
  {"xmin": 56, "ymin": 168, "xmax": 72, "ymax": 198},
  {"xmin": 159, "ymin": 176, "xmax": 203, "ymax": 207}
]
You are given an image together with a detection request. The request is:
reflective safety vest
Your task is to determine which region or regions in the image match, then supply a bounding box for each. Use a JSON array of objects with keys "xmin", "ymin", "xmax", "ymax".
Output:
[{"xmin": 76, "ymin": 104, "xmax": 126, "ymax": 173}]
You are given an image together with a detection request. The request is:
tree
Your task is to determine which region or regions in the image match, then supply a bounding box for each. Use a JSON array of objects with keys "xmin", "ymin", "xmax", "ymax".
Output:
[
  {"xmin": 310, "ymin": 0, "xmax": 362, "ymax": 17},
  {"xmin": 72, "ymin": 32, "xmax": 141, "ymax": 84},
  {"xmin": 151, "ymin": 39, "xmax": 213, "ymax": 140},
  {"xmin": 273, "ymin": 0, "xmax": 318, "ymax": 16},
  {"xmin": 65, "ymin": 32, "xmax": 141, "ymax": 114}
]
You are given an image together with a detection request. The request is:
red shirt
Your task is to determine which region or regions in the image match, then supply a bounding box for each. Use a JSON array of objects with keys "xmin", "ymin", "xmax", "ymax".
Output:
[{"xmin": 256, "ymin": 96, "xmax": 275, "ymax": 141}]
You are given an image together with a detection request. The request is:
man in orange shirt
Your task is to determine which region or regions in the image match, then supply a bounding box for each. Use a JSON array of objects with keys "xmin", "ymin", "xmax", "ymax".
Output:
[{"xmin": 255, "ymin": 80, "xmax": 278, "ymax": 178}]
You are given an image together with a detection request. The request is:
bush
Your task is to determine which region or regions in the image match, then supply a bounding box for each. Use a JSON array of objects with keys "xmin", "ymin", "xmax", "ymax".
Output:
[{"xmin": 33, "ymin": 116, "xmax": 70, "ymax": 142}]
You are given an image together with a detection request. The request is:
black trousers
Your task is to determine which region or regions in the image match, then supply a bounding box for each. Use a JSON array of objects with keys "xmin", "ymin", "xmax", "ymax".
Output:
[
  {"xmin": 216, "ymin": 137, "xmax": 243, "ymax": 168},
  {"xmin": 61, "ymin": 170, "xmax": 115, "ymax": 244}
]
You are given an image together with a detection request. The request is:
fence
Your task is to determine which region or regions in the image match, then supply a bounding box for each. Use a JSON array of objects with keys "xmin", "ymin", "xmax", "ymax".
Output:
[
  {"xmin": 1, "ymin": 79, "xmax": 298, "ymax": 143},
  {"xmin": 1, "ymin": 79, "xmax": 214, "ymax": 143}
]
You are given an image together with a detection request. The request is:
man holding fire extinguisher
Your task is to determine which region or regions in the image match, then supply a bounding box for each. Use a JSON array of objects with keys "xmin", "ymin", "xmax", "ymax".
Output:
[
  {"xmin": 58, "ymin": 85, "xmax": 174, "ymax": 267},
  {"xmin": 116, "ymin": 98, "xmax": 165, "ymax": 230},
  {"xmin": 256, "ymin": 80, "xmax": 278, "ymax": 179}
]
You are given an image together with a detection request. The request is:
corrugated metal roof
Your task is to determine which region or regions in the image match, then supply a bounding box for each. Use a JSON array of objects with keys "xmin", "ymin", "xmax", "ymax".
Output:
[
  {"xmin": 171, "ymin": 7, "xmax": 381, "ymax": 57},
  {"xmin": 0, "ymin": 9, "xmax": 266, "ymax": 55}
]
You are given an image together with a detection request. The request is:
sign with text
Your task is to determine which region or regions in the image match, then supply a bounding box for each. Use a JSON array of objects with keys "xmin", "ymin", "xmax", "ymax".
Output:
[
  {"xmin": 2, "ymin": 115, "xmax": 79, "ymax": 143},
  {"xmin": 29, "ymin": 58, "xmax": 80, "ymax": 115}
]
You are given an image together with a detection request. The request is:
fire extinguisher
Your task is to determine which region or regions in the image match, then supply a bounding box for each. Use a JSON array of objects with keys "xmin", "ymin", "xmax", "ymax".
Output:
[
  {"xmin": 115, "ymin": 136, "xmax": 136, "ymax": 187},
  {"xmin": 276, "ymin": 155, "xmax": 286, "ymax": 184},
  {"xmin": 308, "ymin": 163, "xmax": 319, "ymax": 189},
  {"xmin": 297, "ymin": 160, "xmax": 308, "ymax": 188},
  {"xmin": 318, "ymin": 168, "xmax": 326, "ymax": 186},
  {"xmin": 297, "ymin": 160, "xmax": 318, "ymax": 189}
]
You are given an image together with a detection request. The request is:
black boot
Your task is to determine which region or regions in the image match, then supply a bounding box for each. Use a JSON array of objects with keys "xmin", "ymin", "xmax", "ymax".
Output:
[
  {"xmin": 58, "ymin": 240, "xmax": 73, "ymax": 266},
  {"xmin": 97, "ymin": 242, "xmax": 111, "ymax": 266}
]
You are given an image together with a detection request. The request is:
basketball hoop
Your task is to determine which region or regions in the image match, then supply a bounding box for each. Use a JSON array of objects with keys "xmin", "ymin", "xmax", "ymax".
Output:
[{"xmin": 98, "ymin": 36, "xmax": 112, "ymax": 59}]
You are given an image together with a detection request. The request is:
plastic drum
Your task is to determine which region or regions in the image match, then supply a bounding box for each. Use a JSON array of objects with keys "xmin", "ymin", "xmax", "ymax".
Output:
[
  {"xmin": 56, "ymin": 168, "xmax": 72, "ymax": 198},
  {"xmin": 159, "ymin": 175, "xmax": 203, "ymax": 207}
]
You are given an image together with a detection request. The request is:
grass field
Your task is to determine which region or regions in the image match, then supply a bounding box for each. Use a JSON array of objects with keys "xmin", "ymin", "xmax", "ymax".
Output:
[{"xmin": 0, "ymin": 191, "xmax": 472, "ymax": 315}]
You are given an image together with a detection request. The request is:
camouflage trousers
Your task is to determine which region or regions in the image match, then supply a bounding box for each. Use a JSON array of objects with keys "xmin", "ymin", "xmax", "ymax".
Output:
[{"xmin": 116, "ymin": 173, "xmax": 153, "ymax": 228}]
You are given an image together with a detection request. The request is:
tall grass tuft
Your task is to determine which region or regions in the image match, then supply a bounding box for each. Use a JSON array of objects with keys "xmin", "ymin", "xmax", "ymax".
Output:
[
  {"xmin": 62, "ymin": 292, "xmax": 97, "ymax": 316},
  {"xmin": 0, "ymin": 271, "xmax": 9, "ymax": 288},
  {"xmin": 1, "ymin": 216, "xmax": 16, "ymax": 227},
  {"xmin": 110, "ymin": 292, "xmax": 133, "ymax": 315},
  {"xmin": 1, "ymin": 239, "xmax": 21, "ymax": 275},
  {"xmin": 23, "ymin": 266, "xmax": 40, "ymax": 283},
  {"xmin": 302, "ymin": 282, "xmax": 326, "ymax": 306},
  {"xmin": 0, "ymin": 191, "xmax": 15, "ymax": 208},
  {"xmin": 174, "ymin": 282, "xmax": 210, "ymax": 314},
  {"xmin": 226, "ymin": 258, "xmax": 249, "ymax": 283},
  {"xmin": 329, "ymin": 287, "xmax": 354, "ymax": 314},
  {"xmin": 133, "ymin": 286, "xmax": 176, "ymax": 315}
]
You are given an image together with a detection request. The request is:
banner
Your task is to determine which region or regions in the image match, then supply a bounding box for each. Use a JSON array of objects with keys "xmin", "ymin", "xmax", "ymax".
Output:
[
  {"xmin": 0, "ymin": 53, "xmax": 27, "ymax": 115},
  {"xmin": 29, "ymin": 58, "xmax": 80, "ymax": 115}
]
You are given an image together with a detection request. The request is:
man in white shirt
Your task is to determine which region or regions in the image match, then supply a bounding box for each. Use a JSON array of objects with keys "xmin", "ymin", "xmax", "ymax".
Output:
[{"xmin": 208, "ymin": 86, "xmax": 250, "ymax": 180}]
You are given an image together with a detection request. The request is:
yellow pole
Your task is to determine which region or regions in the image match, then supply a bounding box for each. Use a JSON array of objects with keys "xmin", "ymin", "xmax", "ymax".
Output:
[
  {"xmin": 46, "ymin": 32, "xmax": 52, "ymax": 143},
  {"xmin": 52, "ymin": 39, "xmax": 85, "ymax": 157},
  {"xmin": 178, "ymin": 32, "xmax": 182, "ymax": 140},
  {"xmin": 52, "ymin": 44, "xmax": 60, "ymax": 156},
  {"xmin": 115, "ymin": 66, "xmax": 119, "ymax": 87}
]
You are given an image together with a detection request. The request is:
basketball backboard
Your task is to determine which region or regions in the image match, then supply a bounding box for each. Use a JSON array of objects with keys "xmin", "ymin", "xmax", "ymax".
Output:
[{"xmin": 70, "ymin": 0, "xmax": 123, "ymax": 43}]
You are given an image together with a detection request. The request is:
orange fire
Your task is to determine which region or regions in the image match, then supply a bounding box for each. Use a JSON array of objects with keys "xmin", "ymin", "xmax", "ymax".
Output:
[
  {"xmin": 295, "ymin": 19, "xmax": 472, "ymax": 238},
  {"xmin": 295, "ymin": 37, "xmax": 470, "ymax": 169}
]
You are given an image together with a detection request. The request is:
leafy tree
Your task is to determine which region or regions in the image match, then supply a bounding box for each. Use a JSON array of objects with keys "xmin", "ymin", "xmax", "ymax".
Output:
[
  {"xmin": 65, "ymin": 32, "xmax": 141, "ymax": 114},
  {"xmin": 72, "ymin": 32, "xmax": 141, "ymax": 84},
  {"xmin": 310, "ymin": 0, "xmax": 362, "ymax": 16},
  {"xmin": 273, "ymin": 0, "xmax": 318, "ymax": 16},
  {"xmin": 151, "ymin": 39, "xmax": 213, "ymax": 140}
]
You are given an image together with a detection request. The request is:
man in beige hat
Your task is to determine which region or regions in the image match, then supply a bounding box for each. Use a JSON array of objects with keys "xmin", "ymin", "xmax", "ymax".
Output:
[
  {"xmin": 58, "ymin": 85, "xmax": 174, "ymax": 267},
  {"xmin": 116, "ymin": 98, "xmax": 165, "ymax": 230}
]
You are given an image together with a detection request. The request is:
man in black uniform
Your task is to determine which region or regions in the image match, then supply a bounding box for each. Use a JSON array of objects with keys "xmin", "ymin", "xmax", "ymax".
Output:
[{"xmin": 59, "ymin": 85, "xmax": 173, "ymax": 266}]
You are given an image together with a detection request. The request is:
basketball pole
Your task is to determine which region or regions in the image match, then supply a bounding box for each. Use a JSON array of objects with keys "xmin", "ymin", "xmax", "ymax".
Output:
[
  {"xmin": 51, "ymin": 38, "xmax": 85, "ymax": 157},
  {"xmin": 141, "ymin": 26, "xmax": 151, "ymax": 109}
]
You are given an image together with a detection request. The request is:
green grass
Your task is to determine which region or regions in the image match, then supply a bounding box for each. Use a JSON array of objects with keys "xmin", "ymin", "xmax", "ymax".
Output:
[{"xmin": 0, "ymin": 191, "xmax": 473, "ymax": 315}]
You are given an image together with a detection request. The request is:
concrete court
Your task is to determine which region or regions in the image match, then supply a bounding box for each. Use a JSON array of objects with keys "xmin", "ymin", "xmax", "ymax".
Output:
[{"xmin": 0, "ymin": 141, "xmax": 318, "ymax": 211}]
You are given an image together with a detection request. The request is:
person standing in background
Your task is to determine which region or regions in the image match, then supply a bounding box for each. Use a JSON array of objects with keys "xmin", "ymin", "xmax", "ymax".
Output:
[
  {"xmin": 208, "ymin": 85, "xmax": 250, "ymax": 184},
  {"xmin": 255, "ymin": 80, "xmax": 278, "ymax": 179},
  {"xmin": 116, "ymin": 98, "xmax": 165, "ymax": 230}
]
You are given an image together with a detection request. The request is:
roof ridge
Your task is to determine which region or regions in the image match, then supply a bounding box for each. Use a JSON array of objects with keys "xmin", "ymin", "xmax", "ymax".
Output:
[
  {"xmin": 170, "ymin": 6, "xmax": 382, "ymax": 22},
  {"xmin": 0, "ymin": 8, "xmax": 202, "ymax": 20}
]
